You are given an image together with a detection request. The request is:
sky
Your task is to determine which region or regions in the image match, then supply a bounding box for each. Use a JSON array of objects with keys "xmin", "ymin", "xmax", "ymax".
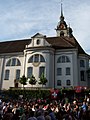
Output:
[{"xmin": 0, "ymin": 0, "xmax": 90, "ymax": 54}]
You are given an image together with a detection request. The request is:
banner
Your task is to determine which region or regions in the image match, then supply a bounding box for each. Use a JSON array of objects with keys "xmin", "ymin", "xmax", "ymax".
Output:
[{"xmin": 74, "ymin": 86, "xmax": 87, "ymax": 93}]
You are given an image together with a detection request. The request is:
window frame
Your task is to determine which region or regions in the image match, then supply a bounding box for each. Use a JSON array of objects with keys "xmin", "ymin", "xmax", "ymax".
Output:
[
  {"xmin": 28, "ymin": 54, "xmax": 45, "ymax": 63},
  {"xmin": 27, "ymin": 67, "xmax": 33, "ymax": 78},
  {"xmin": 16, "ymin": 69, "xmax": 20, "ymax": 80},
  {"xmin": 66, "ymin": 80, "xmax": 71, "ymax": 86},
  {"xmin": 57, "ymin": 68, "xmax": 62, "ymax": 76},
  {"xmin": 57, "ymin": 56, "xmax": 70, "ymax": 63},
  {"xmin": 66, "ymin": 67, "xmax": 71, "ymax": 75},
  {"xmin": 39, "ymin": 66, "xmax": 45, "ymax": 77},
  {"xmin": 57, "ymin": 80, "xmax": 61, "ymax": 86},
  {"xmin": 6, "ymin": 58, "xmax": 21, "ymax": 66}
]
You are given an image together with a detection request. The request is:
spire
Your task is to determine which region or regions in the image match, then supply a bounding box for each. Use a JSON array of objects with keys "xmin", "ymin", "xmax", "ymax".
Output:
[
  {"xmin": 56, "ymin": 1, "xmax": 68, "ymax": 36},
  {"xmin": 60, "ymin": 0, "xmax": 64, "ymax": 21},
  {"xmin": 61, "ymin": 2, "xmax": 63, "ymax": 17}
]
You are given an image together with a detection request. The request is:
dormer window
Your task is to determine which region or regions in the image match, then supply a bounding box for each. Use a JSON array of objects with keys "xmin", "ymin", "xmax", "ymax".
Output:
[{"xmin": 37, "ymin": 39, "xmax": 40, "ymax": 45}]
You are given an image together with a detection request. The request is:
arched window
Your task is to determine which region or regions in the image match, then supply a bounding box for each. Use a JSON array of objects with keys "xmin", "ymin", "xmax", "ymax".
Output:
[
  {"xmin": 28, "ymin": 56, "xmax": 33, "ymax": 63},
  {"xmin": 57, "ymin": 56, "xmax": 70, "ymax": 63},
  {"xmin": 6, "ymin": 58, "xmax": 21, "ymax": 66},
  {"xmin": 28, "ymin": 54, "xmax": 45, "ymax": 63},
  {"xmin": 66, "ymin": 80, "xmax": 71, "ymax": 86},
  {"xmin": 40, "ymin": 55, "xmax": 45, "ymax": 62},
  {"xmin": 6, "ymin": 59, "xmax": 11, "ymax": 66}
]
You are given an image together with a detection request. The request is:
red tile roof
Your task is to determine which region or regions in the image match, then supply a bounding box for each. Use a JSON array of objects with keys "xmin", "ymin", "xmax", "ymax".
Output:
[
  {"xmin": 0, "ymin": 36, "xmax": 86, "ymax": 55},
  {"xmin": 0, "ymin": 39, "xmax": 31, "ymax": 54}
]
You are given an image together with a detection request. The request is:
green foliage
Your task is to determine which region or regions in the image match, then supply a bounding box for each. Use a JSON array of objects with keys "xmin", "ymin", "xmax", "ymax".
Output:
[
  {"xmin": 5, "ymin": 89, "xmax": 50, "ymax": 100},
  {"xmin": 29, "ymin": 75, "xmax": 37, "ymax": 86},
  {"xmin": 38, "ymin": 73, "xmax": 48, "ymax": 87},
  {"xmin": 19, "ymin": 75, "xmax": 27, "ymax": 87}
]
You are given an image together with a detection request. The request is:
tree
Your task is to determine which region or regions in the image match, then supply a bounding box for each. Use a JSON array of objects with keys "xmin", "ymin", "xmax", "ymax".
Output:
[
  {"xmin": 38, "ymin": 73, "xmax": 48, "ymax": 87},
  {"xmin": 29, "ymin": 75, "xmax": 37, "ymax": 87},
  {"xmin": 19, "ymin": 75, "xmax": 27, "ymax": 88}
]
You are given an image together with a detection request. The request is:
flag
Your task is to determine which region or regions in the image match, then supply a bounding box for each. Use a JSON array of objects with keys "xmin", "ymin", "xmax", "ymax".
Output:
[{"xmin": 50, "ymin": 89, "xmax": 59, "ymax": 99}]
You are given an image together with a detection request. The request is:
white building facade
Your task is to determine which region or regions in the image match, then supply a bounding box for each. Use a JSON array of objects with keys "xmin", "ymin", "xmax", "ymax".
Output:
[{"xmin": 0, "ymin": 8, "xmax": 90, "ymax": 90}]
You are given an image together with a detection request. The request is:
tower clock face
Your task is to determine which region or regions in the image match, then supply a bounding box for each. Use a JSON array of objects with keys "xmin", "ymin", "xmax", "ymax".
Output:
[{"xmin": 60, "ymin": 24, "xmax": 64, "ymax": 29}]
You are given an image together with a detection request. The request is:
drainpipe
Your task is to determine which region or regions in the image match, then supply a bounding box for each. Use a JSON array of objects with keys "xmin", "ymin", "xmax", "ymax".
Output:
[
  {"xmin": 24, "ymin": 51, "xmax": 27, "ymax": 76},
  {"xmin": 54, "ymin": 50, "xmax": 55, "ymax": 89}
]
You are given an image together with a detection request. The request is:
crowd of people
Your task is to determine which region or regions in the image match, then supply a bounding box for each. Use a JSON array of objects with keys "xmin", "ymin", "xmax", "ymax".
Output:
[{"xmin": 0, "ymin": 94, "xmax": 90, "ymax": 120}]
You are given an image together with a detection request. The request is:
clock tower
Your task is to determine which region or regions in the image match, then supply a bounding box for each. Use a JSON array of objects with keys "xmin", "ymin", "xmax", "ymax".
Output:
[{"xmin": 56, "ymin": 3, "xmax": 73, "ymax": 37}]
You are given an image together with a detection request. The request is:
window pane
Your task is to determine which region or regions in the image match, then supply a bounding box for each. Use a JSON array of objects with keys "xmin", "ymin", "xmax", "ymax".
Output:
[
  {"xmin": 16, "ymin": 69, "xmax": 20, "ymax": 80},
  {"xmin": 57, "ymin": 68, "xmax": 62, "ymax": 75},
  {"xmin": 34, "ymin": 54, "xmax": 39, "ymax": 62},
  {"xmin": 40, "ymin": 55, "xmax": 45, "ymax": 62},
  {"xmin": 66, "ymin": 57, "xmax": 70, "ymax": 62},
  {"xmin": 39, "ymin": 67, "xmax": 45, "ymax": 77},
  {"xmin": 28, "ymin": 56, "xmax": 33, "ymax": 63},
  {"xmin": 57, "ymin": 57, "xmax": 62, "ymax": 63},
  {"xmin": 57, "ymin": 56, "xmax": 70, "ymax": 63},
  {"xmin": 27, "ymin": 67, "xmax": 33, "ymax": 78},
  {"xmin": 12, "ymin": 58, "xmax": 16, "ymax": 66},
  {"xmin": 4, "ymin": 70, "xmax": 10, "ymax": 80},
  {"xmin": 6, "ymin": 59, "xmax": 11, "ymax": 66},
  {"xmin": 62, "ymin": 56, "xmax": 65, "ymax": 63},
  {"xmin": 57, "ymin": 80, "xmax": 61, "ymax": 86},
  {"xmin": 17, "ymin": 59, "xmax": 21, "ymax": 66},
  {"xmin": 66, "ymin": 67, "xmax": 70, "ymax": 75}
]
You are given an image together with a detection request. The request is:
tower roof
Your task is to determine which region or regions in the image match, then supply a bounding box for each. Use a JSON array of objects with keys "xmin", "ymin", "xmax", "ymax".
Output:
[{"xmin": 56, "ymin": 3, "xmax": 67, "ymax": 30}]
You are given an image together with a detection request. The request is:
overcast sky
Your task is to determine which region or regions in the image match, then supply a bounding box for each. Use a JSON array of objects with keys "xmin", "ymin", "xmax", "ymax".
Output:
[{"xmin": 0, "ymin": 0, "xmax": 90, "ymax": 54}]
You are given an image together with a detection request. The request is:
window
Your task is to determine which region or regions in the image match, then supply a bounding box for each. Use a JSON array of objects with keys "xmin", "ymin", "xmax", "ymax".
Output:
[
  {"xmin": 39, "ymin": 66, "xmax": 45, "ymax": 77},
  {"xmin": 57, "ymin": 56, "xmax": 70, "ymax": 63},
  {"xmin": 16, "ymin": 59, "xmax": 21, "ymax": 66},
  {"xmin": 57, "ymin": 68, "xmax": 62, "ymax": 75},
  {"xmin": 27, "ymin": 67, "xmax": 33, "ymax": 78},
  {"xmin": 66, "ymin": 67, "xmax": 70, "ymax": 75},
  {"xmin": 6, "ymin": 59, "xmax": 11, "ymax": 66},
  {"xmin": 40, "ymin": 55, "xmax": 45, "ymax": 62},
  {"xmin": 16, "ymin": 69, "xmax": 20, "ymax": 80},
  {"xmin": 28, "ymin": 56, "xmax": 33, "ymax": 63},
  {"xmin": 28, "ymin": 54, "xmax": 45, "ymax": 63},
  {"xmin": 66, "ymin": 80, "xmax": 71, "ymax": 86},
  {"xmin": 4, "ymin": 70, "xmax": 10, "ymax": 80},
  {"xmin": 80, "ymin": 60, "xmax": 85, "ymax": 67},
  {"xmin": 34, "ymin": 54, "xmax": 39, "ymax": 62},
  {"xmin": 6, "ymin": 58, "xmax": 21, "ymax": 66},
  {"xmin": 80, "ymin": 71, "xmax": 85, "ymax": 81},
  {"xmin": 37, "ymin": 39, "xmax": 40, "ymax": 45},
  {"xmin": 12, "ymin": 58, "xmax": 16, "ymax": 66},
  {"xmin": 57, "ymin": 80, "xmax": 61, "ymax": 86},
  {"xmin": 62, "ymin": 56, "xmax": 65, "ymax": 63},
  {"xmin": 60, "ymin": 31, "xmax": 64, "ymax": 36}
]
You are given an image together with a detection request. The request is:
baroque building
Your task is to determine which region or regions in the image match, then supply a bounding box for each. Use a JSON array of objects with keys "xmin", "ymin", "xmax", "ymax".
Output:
[{"xmin": 0, "ymin": 5, "xmax": 90, "ymax": 90}]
